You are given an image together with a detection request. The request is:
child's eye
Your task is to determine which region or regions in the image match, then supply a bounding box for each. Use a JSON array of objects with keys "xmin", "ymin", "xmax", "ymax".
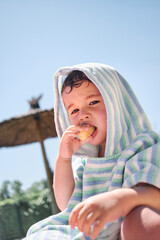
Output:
[
  {"xmin": 90, "ymin": 100, "xmax": 99, "ymax": 105},
  {"xmin": 71, "ymin": 109, "xmax": 79, "ymax": 115}
]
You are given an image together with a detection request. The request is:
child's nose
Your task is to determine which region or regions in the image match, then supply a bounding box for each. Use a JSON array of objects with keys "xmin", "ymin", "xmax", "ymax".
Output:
[{"xmin": 79, "ymin": 110, "xmax": 91, "ymax": 122}]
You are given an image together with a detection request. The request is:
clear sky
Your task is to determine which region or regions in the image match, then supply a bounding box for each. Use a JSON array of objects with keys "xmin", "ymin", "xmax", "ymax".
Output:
[{"xmin": 0, "ymin": 0, "xmax": 160, "ymax": 190}]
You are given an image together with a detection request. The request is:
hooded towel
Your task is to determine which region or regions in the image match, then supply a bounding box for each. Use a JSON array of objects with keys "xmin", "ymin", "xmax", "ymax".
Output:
[{"xmin": 24, "ymin": 63, "xmax": 160, "ymax": 240}]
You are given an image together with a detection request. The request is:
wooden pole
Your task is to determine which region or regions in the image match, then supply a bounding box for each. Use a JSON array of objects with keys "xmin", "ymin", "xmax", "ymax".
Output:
[{"xmin": 35, "ymin": 118, "xmax": 59, "ymax": 214}]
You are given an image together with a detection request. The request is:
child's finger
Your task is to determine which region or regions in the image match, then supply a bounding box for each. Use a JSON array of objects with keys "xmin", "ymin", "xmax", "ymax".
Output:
[
  {"xmin": 81, "ymin": 211, "xmax": 100, "ymax": 237},
  {"xmin": 75, "ymin": 204, "xmax": 94, "ymax": 232},
  {"xmin": 69, "ymin": 202, "xmax": 84, "ymax": 228},
  {"xmin": 79, "ymin": 135, "xmax": 93, "ymax": 145},
  {"xmin": 71, "ymin": 200, "xmax": 99, "ymax": 234},
  {"xmin": 64, "ymin": 125, "xmax": 90, "ymax": 139},
  {"xmin": 67, "ymin": 125, "xmax": 90, "ymax": 133},
  {"xmin": 90, "ymin": 217, "xmax": 106, "ymax": 240}
]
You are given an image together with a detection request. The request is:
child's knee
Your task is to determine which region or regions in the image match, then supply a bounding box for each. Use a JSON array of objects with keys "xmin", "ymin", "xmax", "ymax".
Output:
[{"xmin": 120, "ymin": 206, "xmax": 160, "ymax": 240}]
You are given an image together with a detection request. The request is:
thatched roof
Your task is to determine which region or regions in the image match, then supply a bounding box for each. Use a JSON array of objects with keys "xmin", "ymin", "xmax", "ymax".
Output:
[{"xmin": 0, "ymin": 108, "xmax": 57, "ymax": 147}]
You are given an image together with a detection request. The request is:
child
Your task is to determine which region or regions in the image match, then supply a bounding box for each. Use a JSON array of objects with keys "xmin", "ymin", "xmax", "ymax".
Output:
[{"xmin": 24, "ymin": 63, "xmax": 160, "ymax": 240}]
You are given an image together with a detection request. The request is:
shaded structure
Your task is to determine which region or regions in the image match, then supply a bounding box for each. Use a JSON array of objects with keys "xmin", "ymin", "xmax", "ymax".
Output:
[{"xmin": 0, "ymin": 95, "xmax": 59, "ymax": 214}]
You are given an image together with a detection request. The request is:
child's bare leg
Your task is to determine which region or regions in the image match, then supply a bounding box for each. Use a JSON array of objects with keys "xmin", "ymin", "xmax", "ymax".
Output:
[{"xmin": 120, "ymin": 206, "xmax": 160, "ymax": 240}]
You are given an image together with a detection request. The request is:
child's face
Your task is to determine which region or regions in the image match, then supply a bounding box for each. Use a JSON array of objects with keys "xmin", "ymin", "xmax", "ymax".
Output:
[{"xmin": 62, "ymin": 81, "xmax": 107, "ymax": 151}]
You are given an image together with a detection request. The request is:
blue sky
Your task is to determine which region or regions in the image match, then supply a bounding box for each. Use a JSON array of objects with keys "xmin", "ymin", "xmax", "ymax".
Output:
[{"xmin": 0, "ymin": 0, "xmax": 160, "ymax": 190}]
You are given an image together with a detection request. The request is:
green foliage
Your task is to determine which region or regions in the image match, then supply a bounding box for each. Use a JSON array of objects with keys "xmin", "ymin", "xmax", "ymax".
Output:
[
  {"xmin": 12, "ymin": 180, "xmax": 23, "ymax": 197},
  {"xmin": 0, "ymin": 179, "xmax": 25, "ymax": 201},
  {"xmin": 0, "ymin": 179, "xmax": 53, "ymax": 240},
  {"xmin": 0, "ymin": 180, "xmax": 11, "ymax": 200}
]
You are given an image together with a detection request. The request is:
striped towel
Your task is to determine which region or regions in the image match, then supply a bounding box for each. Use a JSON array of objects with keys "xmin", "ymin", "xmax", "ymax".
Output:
[{"xmin": 23, "ymin": 63, "xmax": 160, "ymax": 240}]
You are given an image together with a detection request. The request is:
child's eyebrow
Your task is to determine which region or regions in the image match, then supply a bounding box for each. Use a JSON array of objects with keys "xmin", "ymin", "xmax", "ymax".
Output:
[
  {"xmin": 86, "ymin": 93, "xmax": 101, "ymax": 100},
  {"xmin": 67, "ymin": 103, "xmax": 74, "ymax": 111}
]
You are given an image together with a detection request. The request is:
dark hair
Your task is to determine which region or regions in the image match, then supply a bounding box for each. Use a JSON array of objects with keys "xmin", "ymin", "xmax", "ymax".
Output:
[{"xmin": 61, "ymin": 70, "xmax": 91, "ymax": 93}]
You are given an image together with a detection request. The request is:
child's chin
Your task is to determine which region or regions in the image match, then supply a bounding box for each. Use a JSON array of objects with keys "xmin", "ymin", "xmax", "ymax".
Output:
[{"xmin": 89, "ymin": 137, "xmax": 100, "ymax": 146}]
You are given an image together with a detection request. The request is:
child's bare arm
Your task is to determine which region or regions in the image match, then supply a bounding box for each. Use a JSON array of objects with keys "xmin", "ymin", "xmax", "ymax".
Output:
[
  {"xmin": 54, "ymin": 155, "xmax": 75, "ymax": 211},
  {"xmin": 54, "ymin": 125, "xmax": 92, "ymax": 211},
  {"xmin": 69, "ymin": 184, "xmax": 160, "ymax": 239}
]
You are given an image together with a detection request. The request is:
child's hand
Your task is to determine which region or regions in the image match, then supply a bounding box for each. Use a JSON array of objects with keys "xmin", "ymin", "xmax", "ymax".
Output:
[
  {"xmin": 58, "ymin": 125, "xmax": 92, "ymax": 159},
  {"xmin": 69, "ymin": 191, "xmax": 125, "ymax": 239}
]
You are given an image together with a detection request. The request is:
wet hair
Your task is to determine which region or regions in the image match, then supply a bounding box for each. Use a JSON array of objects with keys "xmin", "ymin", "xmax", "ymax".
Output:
[{"xmin": 61, "ymin": 70, "xmax": 91, "ymax": 93}]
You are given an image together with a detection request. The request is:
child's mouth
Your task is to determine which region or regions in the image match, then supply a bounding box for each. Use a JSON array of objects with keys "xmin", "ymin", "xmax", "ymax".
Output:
[{"xmin": 92, "ymin": 127, "xmax": 97, "ymax": 138}]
